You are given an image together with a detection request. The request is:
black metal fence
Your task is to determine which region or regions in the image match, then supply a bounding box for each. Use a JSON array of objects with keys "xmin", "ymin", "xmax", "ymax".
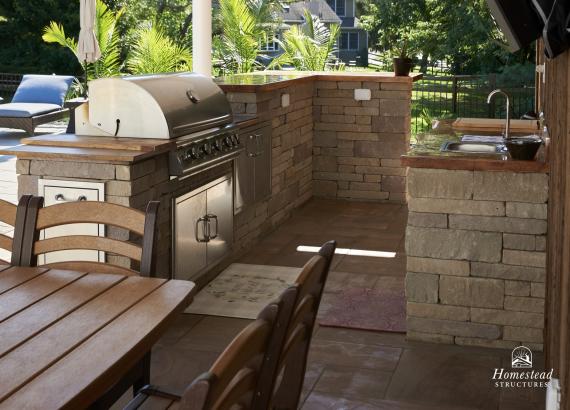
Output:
[
  {"xmin": 0, "ymin": 73, "xmax": 22, "ymax": 101},
  {"xmin": 412, "ymin": 74, "xmax": 536, "ymax": 135}
]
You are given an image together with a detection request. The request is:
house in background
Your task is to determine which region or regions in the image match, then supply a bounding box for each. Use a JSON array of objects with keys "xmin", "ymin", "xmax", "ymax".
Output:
[{"xmin": 261, "ymin": 0, "xmax": 369, "ymax": 67}]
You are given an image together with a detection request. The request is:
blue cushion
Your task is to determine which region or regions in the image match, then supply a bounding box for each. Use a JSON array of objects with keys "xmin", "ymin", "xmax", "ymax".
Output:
[
  {"xmin": 0, "ymin": 103, "xmax": 62, "ymax": 118},
  {"xmin": 11, "ymin": 75, "xmax": 75, "ymax": 107}
]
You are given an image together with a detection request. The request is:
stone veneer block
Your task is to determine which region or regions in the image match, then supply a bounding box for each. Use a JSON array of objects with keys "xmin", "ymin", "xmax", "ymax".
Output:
[
  {"xmin": 407, "ymin": 317, "xmax": 501, "ymax": 339},
  {"xmin": 531, "ymin": 283, "xmax": 546, "ymax": 298},
  {"xmin": 503, "ymin": 234, "xmax": 536, "ymax": 251},
  {"xmin": 505, "ymin": 280, "xmax": 531, "ymax": 296},
  {"xmin": 470, "ymin": 308, "xmax": 544, "ymax": 328},
  {"xmin": 408, "ymin": 198, "xmax": 504, "ymax": 216},
  {"xmin": 502, "ymin": 250, "xmax": 546, "ymax": 268},
  {"xmin": 448, "ymin": 215, "xmax": 547, "ymax": 235},
  {"xmin": 454, "ymin": 337, "xmax": 520, "ymax": 350},
  {"xmin": 407, "ymin": 331, "xmax": 454, "ymax": 344},
  {"xmin": 473, "ymin": 172, "xmax": 548, "ymax": 203},
  {"xmin": 407, "ymin": 302, "xmax": 470, "ymax": 321},
  {"xmin": 439, "ymin": 276, "xmax": 504, "ymax": 309},
  {"xmin": 30, "ymin": 160, "xmax": 115, "ymax": 180},
  {"xmin": 406, "ymin": 226, "xmax": 502, "ymax": 262},
  {"xmin": 407, "ymin": 256, "xmax": 469, "ymax": 276},
  {"xmin": 405, "ymin": 272, "xmax": 438, "ymax": 303},
  {"xmin": 407, "ymin": 168, "xmax": 473, "ymax": 199},
  {"xmin": 506, "ymin": 202, "xmax": 548, "ymax": 219},
  {"xmin": 471, "ymin": 262, "xmax": 545, "ymax": 282},
  {"xmin": 407, "ymin": 212, "xmax": 447, "ymax": 228},
  {"xmin": 503, "ymin": 326, "xmax": 544, "ymax": 343},
  {"xmin": 504, "ymin": 296, "xmax": 545, "ymax": 313}
]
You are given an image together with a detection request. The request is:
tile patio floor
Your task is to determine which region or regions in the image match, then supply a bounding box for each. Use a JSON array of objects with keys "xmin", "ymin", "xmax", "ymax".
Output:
[
  {"xmin": 141, "ymin": 199, "xmax": 546, "ymax": 410},
  {"xmin": 0, "ymin": 127, "xmax": 547, "ymax": 409}
]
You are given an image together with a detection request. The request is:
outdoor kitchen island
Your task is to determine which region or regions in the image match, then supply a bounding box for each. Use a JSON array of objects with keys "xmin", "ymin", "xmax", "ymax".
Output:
[
  {"xmin": 401, "ymin": 128, "xmax": 549, "ymax": 351},
  {"xmin": 1, "ymin": 71, "xmax": 421, "ymax": 287}
]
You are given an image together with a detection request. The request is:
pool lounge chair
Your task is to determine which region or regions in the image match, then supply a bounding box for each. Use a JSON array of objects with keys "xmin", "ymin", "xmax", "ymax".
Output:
[{"xmin": 0, "ymin": 74, "xmax": 75, "ymax": 136}]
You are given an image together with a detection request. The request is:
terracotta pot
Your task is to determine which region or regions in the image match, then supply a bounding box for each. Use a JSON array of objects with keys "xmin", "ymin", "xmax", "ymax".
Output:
[{"xmin": 393, "ymin": 57, "xmax": 413, "ymax": 76}]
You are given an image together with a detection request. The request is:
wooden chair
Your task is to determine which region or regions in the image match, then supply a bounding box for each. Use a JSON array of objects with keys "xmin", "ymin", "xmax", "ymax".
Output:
[
  {"xmin": 0, "ymin": 195, "xmax": 32, "ymax": 265},
  {"xmin": 269, "ymin": 240, "xmax": 337, "ymax": 410},
  {"xmin": 20, "ymin": 197, "xmax": 160, "ymax": 276},
  {"xmin": 124, "ymin": 286, "xmax": 298, "ymax": 410}
]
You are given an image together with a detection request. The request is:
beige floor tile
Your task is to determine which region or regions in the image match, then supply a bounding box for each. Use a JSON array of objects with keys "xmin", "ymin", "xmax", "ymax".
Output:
[
  {"xmin": 308, "ymin": 339, "xmax": 402, "ymax": 371},
  {"xmin": 385, "ymin": 348, "xmax": 502, "ymax": 409},
  {"xmin": 312, "ymin": 366, "xmax": 393, "ymax": 402}
]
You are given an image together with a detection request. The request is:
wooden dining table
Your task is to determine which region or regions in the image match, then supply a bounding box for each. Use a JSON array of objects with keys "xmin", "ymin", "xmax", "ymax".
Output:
[{"xmin": 0, "ymin": 264, "xmax": 195, "ymax": 410}]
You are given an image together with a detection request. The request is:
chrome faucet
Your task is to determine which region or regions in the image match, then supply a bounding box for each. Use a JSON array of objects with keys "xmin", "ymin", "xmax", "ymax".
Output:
[{"xmin": 487, "ymin": 89, "xmax": 511, "ymax": 140}]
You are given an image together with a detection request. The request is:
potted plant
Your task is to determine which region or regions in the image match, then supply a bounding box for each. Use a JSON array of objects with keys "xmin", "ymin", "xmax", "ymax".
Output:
[{"xmin": 393, "ymin": 38, "xmax": 414, "ymax": 76}]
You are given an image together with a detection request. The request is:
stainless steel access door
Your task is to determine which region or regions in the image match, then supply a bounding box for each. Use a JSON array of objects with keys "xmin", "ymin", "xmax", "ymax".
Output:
[
  {"xmin": 206, "ymin": 177, "xmax": 233, "ymax": 265},
  {"xmin": 173, "ymin": 174, "xmax": 233, "ymax": 281},
  {"xmin": 174, "ymin": 189, "xmax": 208, "ymax": 281}
]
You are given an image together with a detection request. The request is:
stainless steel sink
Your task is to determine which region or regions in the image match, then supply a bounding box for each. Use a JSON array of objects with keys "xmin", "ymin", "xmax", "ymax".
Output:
[{"xmin": 441, "ymin": 141, "xmax": 507, "ymax": 155}]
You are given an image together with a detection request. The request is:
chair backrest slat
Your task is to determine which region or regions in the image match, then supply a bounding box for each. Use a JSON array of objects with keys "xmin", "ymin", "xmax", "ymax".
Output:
[
  {"xmin": 35, "ymin": 202, "xmax": 146, "ymax": 234},
  {"xmin": 269, "ymin": 240, "xmax": 337, "ymax": 410},
  {"xmin": 21, "ymin": 198, "xmax": 159, "ymax": 276},
  {"xmin": 0, "ymin": 196, "xmax": 32, "ymax": 265},
  {"xmin": 33, "ymin": 235, "xmax": 143, "ymax": 261},
  {"xmin": 180, "ymin": 286, "xmax": 298, "ymax": 410}
]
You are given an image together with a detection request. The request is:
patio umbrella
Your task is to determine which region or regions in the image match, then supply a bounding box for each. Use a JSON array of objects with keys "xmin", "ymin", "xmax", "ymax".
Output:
[
  {"xmin": 77, "ymin": 0, "xmax": 100, "ymax": 96},
  {"xmin": 77, "ymin": 0, "xmax": 101, "ymax": 63}
]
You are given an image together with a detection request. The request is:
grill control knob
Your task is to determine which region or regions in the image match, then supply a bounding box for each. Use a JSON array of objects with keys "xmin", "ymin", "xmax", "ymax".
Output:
[
  {"xmin": 213, "ymin": 141, "xmax": 222, "ymax": 152},
  {"xmin": 231, "ymin": 135, "xmax": 239, "ymax": 145},
  {"xmin": 235, "ymin": 134, "xmax": 241, "ymax": 144},
  {"xmin": 224, "ymin": 137, "xmax": 233, "ymax": 148},
  {"xmin": 201, "ymin": 143, "xmax": 212, "ymax": 155},
  {"xmin": 189, "ymin": 147, "xmax": 199, "ymax": 160}
]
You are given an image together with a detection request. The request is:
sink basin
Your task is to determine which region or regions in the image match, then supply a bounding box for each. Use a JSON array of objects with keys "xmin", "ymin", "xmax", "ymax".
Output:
[{"xmin": 441, "ymin": 141, "xmax": 507, "ymax": 155}]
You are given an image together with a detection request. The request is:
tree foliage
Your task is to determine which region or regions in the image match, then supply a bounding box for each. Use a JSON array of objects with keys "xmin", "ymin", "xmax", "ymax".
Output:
[
  {"xmin": 126, "ymin": 23, "xmax": 191, "ymax": 74},
  {"xmin": 269, "ymin": 10, "xmax": 340, "ymax": 71},
  {"xmin": 213, "ymin": 0, "xmax": 281, "ymax": 74},
  {"xmin": 0, "ymin": 0, "xmax": 81, "ymax": 73},
  {"xmin": 358, "ymin": 0, "xmax": 535, "ymax": 74}
]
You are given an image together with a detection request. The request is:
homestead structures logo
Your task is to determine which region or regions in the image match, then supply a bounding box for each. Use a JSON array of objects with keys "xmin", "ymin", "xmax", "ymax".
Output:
[
  {"xmin": 492, "ymin": 346, "xmax": 553, "ymax": 388},
  {"xmin": 512, "ymin": 346, "xmax": 532, "ymax": 368}
]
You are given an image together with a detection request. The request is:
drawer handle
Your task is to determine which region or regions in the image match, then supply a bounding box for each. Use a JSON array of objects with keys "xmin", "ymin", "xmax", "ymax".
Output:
[{"xmin": 55, "ymin": 194, "xmax": 88, "ymax": 202}]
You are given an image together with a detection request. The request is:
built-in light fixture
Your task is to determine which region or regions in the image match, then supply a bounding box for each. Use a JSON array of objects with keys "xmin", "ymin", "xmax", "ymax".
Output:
[{"xmin": 296, "ymin": 246, "xmax": 396, "ymax": 258}]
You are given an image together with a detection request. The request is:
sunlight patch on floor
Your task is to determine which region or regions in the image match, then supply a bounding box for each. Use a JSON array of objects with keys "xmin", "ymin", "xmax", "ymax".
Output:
[{"xmin": 296, "ymin": 245, "xmax": 397, "ymax": 258}]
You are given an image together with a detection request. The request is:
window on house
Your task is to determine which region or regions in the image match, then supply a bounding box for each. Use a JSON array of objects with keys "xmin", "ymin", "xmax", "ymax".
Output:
[
  {"xmin": 259, "ymin": 34, "xmax": 279, "ymax": 52},
  {"xmin": 340, "ymin": 32, "xmax": 359, "ymax": 50},
  {"xmin": 326, "ymin": 0, "xmax": 345, "ymax": 16}
]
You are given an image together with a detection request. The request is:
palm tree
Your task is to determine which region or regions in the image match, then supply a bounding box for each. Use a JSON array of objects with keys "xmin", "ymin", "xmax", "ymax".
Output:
[
  {"xmin": 214, "ymin": 0, "xmax": 281, "ymax": 74},
  {"xmin": 42, "ymin": 0, "xmax": 124, "ymax": 82},
  {"xmin": 269, "ymin": 10, "xmax": 340, "ymax": 71},
  {"xmin": 126, "ymin": 24, "xmax": 192, "ymax": 74}
]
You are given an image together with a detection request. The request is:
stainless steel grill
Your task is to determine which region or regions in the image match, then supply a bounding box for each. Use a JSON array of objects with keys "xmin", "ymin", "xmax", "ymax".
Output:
[{"xmin": 74, "ymin": 72, "xmax": 242, "ymax": 177}]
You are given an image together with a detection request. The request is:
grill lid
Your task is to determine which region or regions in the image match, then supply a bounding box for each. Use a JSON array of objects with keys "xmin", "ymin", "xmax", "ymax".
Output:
[{"xmin": 80, "ymin": 72, "xmax": 233, "ymax": 139}]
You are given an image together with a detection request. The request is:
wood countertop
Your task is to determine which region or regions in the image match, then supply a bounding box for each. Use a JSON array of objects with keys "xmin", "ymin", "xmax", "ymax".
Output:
[
  {"xmin": 217, "ymin": 71, "xmax": 423, "ymax": 93},
  {"xmin": 0, "ymin": 115, "xmax": 259, "ymax": 164}
]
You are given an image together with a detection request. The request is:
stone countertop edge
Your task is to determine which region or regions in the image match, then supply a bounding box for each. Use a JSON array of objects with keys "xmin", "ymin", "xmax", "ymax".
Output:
[
  {"xmin": 0, "ymin": 115, "xmax": 260, "ymax": 164},
  {"xmin": 217, "ymin": 71, "xmax": 423, "ymax": 93}
]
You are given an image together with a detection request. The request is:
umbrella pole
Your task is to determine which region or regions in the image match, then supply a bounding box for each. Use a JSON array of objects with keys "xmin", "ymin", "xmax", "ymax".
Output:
[{"xmin": 82, "ymin": 61, "xmax": 88, "ymax": 98}]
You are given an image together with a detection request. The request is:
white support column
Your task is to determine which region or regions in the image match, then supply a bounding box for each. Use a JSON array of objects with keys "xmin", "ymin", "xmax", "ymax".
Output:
[{"xmin": 193, "ymin": 0, "xmax": 212, "ymax": 76}]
